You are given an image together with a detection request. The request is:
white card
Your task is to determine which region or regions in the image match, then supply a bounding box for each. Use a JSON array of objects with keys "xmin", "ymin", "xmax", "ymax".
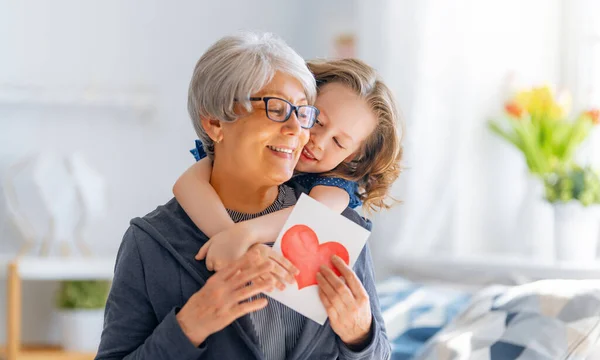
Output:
[{"xmin": 266, "ymin": 193, "xmax": 371, "ymax": 325}]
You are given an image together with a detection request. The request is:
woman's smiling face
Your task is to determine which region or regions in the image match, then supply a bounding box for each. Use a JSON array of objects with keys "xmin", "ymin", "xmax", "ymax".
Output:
[{"xmin": 215, "ymin": 71, "xmax": 311, "ymax": 185}]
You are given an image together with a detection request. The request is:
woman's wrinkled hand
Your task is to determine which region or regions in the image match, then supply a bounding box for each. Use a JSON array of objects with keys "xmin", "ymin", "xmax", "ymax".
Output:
[
  {"xmin": 195, "ymin": 225, "xmax": 299, "ymax": 291},
  {"xmin": 248, "ymin": 243, "xmax": 299, "ymax": 291},
  {"xmin": 176, "ymin": 249, "xmax": 275, "ymax": 347},
  {"xmin": 317, "ymin": 255, "xmax": 373, "ymax": 348}
]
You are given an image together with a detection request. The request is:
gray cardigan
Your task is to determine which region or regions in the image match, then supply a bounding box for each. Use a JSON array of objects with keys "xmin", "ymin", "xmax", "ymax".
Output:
[{"xmin": 96, "ymin": 184, "xmax": 391, "ymax": 360}]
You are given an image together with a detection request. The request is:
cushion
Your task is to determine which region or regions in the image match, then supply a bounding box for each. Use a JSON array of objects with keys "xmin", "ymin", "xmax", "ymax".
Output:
[
  {"xmin": 377, "ymin": 277, "xmax": 472, "ymax": 360},
  {"xmin": 414, "ymin": 280, "xmax": 600, "ymax": 360}
]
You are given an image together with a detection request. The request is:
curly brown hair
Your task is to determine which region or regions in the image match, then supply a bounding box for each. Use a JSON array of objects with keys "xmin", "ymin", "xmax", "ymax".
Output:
[{"xmin": 307, "ymin": 58, "xmax": 404, "ymax": 213}]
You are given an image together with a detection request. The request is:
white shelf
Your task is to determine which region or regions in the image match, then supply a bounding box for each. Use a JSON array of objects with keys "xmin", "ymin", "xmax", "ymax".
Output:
[
  {"xmin": 392, "ymin": 254, "xmax": 600, "ymax": 282},
  {"xmin": 0, "ymin": 85, "xmax": 155, "ymax": 113},
  {"xmin": 0, "ymin": 255, "xmax": 114, "ymax": 281}
]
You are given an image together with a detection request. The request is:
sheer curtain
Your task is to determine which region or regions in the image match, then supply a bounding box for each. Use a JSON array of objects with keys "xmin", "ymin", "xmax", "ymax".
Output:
[
  {"xmin": 357, "ymin": 0, "xmax": 564, "ymax": 278},
  {"xmin": 563, "ymin": 0, "xmax": 600, "ymax": 166}
]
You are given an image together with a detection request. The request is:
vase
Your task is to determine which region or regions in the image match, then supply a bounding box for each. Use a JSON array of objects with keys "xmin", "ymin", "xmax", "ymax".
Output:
[
  {"xmin": 554, "ymin": 202, "xmax": 600, "ymax": 262},
  {"xmin": 59, "ymin": 309, "xmax": 104, "ymax": 352},
  {"xmin": 515, "ymin": 174, "xmax": 555, "ymax": 262}
]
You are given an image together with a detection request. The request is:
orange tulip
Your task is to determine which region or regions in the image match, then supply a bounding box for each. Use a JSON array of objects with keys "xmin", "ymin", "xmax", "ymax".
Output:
[
  {"xmin": 505, "ymin": 102, "xmax": 524, "ymax": 118},
  {"xmin": 585, "ymin": 109, "xmax": 600, "ymax": 125}
]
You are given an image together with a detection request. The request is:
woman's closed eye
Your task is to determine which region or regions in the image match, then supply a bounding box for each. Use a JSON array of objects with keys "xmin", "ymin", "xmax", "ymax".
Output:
[{"xmin": 269, "ymin": 108, "xmax": 285, "ymax": 116}]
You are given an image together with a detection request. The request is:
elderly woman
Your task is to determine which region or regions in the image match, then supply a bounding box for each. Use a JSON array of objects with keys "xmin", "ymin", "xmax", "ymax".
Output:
[{"xmin": 96, "ymin": 31, "xmax": 390, "ymax": 360}]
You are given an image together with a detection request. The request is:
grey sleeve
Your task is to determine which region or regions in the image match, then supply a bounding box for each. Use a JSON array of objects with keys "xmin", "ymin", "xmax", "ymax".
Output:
[
  {"xmin": 95, "ymin": 226, "xmax": 206, "ymax": 360},
  {"xmin": 337, "ymin": 244, "xmax": 392, "ymax": 360}
]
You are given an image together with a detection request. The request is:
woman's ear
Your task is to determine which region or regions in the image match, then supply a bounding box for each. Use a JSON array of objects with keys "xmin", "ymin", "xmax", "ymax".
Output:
[{"xmin": 200, "ymin": 117, "xmax": 224, "ymax": 143}]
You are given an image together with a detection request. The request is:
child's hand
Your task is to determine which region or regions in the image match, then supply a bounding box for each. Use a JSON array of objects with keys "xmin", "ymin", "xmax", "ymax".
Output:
[
  {"xmin": 195, "ymin": 225, "xmax": 300, "ymax": 290},
  {"xmin": 195, "ymin": 224, "xmax": 255, "ymax": 271}
]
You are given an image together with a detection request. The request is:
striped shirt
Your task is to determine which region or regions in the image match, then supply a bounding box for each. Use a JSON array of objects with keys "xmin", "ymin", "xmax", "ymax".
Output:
[{"xmin": 226, "ymin": 184, "xmax": 305, "ymax": 360}]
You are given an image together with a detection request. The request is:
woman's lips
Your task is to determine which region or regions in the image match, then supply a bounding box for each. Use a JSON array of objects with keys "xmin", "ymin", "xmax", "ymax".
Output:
[{"xmin": 267, "ymin": 145, "xmax": 295, "ymax": 160}]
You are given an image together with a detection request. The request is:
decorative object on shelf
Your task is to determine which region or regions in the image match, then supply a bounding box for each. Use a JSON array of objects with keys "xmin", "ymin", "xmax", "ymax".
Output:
[
  {"xmin": 514, "ymin": 173, "xmax": 555, "ymax": 261},
  {"xmin": 489, "ymin": 85, "xmax": 599, "ymax": 261},
  {"xmin": 544, "ymin": 165, "xmax": 600, "ymax": 262},
  {"xmin": 332, "ymin": 33, "xmax": 356, "ymax": 59},
  {"xmin": 56, "ymin": 280, "xmax": 111, "ymax": 352},
  {"xmin": 5, "ymin": 257, "xmax": 114, "ymax": 360},
  {"xmin": 3, "ymin": 151, "xmax": 107, "ymax": 257}
]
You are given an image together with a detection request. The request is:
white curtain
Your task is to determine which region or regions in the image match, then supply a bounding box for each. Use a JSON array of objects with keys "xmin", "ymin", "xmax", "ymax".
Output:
[{"xmin": 357, "ymin": 0, "xmax": 564, "ymax": 278}]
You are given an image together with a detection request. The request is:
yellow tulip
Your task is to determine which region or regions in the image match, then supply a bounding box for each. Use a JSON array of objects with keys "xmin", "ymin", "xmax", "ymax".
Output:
[{"xmin": 511, "ymin": 86, "xmax": 565, "ymax": 120}]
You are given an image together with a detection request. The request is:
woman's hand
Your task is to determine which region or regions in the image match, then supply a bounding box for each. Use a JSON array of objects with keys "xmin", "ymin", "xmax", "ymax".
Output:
[
  {"xmin": 176, "ymin": 249, "xmax": 275, "ymax": 347},
  {"xmin": 195, "ymin": 225, "xmax": 298, "ymax": 291},
  {"xmin": 249, "ymin": 243, "xmax": 299, "ymax": 291},
  {"xmin": 317, "ymin": 255, "xmax": 373, "ymax": 348},
  {"xmin": 196, "ymin": 223, "xmax": 256, "ymax": 271}
]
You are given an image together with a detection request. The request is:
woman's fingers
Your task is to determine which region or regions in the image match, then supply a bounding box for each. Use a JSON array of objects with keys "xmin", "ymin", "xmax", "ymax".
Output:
[
  {"xmin": 318, "ymin": 265, "xmax": 356, "ymax": 311},
  {"xmin": 318, "ymin": 284, "xmax": 341, "ymax": 323},
  {"xmin": 318, "ymin": 288, "xmax": 332, "ymax": 308},
  {"xmin": 316, "ymin": 271, "xmax": 341, "ymax": 306},
  {"xmin": 331, "ymin": 255, "xmax": 369, "ymax": 301},
  {"xmin": 268, "ymin": 252, "xmax": 300, "ymax": 278},
  {"xmin": 267, "ymin": 261, "xmax": 296, "ymax": 290},
  {"xmin": 249, "ymin": 244, "xmax": 295, "ymax": 290},
  {"xmin": 231, "ymin": 297, "xmax": 269, "ymax": 319},
  {"xmin": 218, "ymin": 249, "xmax": 260, "ymax": 281},
  {"xmin": 232, "ymin": 278, "xmax": 274, "ymax": 303},
  {"xmin": 229, "ymin": 260, "xmax": 274, "ymax": 290},
  {"xmin": 318, "ymin": 288, "xmax": 339, "ymax": 320}
]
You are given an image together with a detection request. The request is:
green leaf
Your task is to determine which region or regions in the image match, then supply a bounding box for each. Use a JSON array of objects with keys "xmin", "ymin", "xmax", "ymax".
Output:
[
  {"xmin": 488, "ymin": 121, "xmax": 522, "ymax": 150},
  {"xmin": 56, "ymin": 280, "xmax": 111, "ymax": 310}
]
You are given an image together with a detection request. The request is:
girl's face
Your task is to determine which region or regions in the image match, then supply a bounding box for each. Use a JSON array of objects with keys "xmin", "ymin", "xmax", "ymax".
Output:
[{"xmin": 296, "ymin": 82, "xmax": 377, "ymax": 174}]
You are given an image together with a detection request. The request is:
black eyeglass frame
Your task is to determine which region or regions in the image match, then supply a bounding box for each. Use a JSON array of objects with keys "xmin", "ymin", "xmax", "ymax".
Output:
[{"xmin": 247, "ymin": 96, "xmax": 319, "ymax": 129}]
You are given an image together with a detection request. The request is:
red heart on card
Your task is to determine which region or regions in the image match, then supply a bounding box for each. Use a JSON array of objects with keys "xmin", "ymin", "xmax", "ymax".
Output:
[{"xmin": 281, "ymin": 224, "xmax": 350, "ymax": 290}]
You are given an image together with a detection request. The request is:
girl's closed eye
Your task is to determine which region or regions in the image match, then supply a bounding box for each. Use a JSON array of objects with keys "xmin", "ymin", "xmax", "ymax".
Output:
[{"xmin": 333, "ymin": 137, "xmax": 345, "ymax": 149}]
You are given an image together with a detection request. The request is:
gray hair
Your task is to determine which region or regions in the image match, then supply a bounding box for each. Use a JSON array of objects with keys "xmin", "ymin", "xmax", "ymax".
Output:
[{"xmin": 187, "ymin": 31, "xmax": 316, "ymax": 159}]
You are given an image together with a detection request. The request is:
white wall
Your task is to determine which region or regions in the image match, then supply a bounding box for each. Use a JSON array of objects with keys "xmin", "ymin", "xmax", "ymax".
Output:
[{"xmin": 0, "ymin": 0, "xmax": 356, "ymax": 345}]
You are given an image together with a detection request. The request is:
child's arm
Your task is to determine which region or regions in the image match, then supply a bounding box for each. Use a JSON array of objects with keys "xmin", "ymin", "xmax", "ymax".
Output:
[
  {"xmin": 173, "ymin": 159, "xmax": 234, "ymax": 237},
  {"xmin": 242, "ymin": 185, "xmax": 350, "ymax": 244},
  {"xmin": 308, "ymin": 185, "xmax": 351, "ymax": 213}
]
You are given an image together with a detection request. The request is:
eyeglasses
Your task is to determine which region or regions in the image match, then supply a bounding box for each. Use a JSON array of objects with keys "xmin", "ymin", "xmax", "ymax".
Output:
[{"xmin": 248, "ymin": 97, "xmax": 319, "ymax": 129}]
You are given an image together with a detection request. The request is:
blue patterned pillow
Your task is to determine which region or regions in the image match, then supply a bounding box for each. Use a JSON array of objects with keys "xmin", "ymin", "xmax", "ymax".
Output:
[
  {"xmin": 377, "ymin": 277, "xmax": 472, "ymax": 360},
  {"xmin": 414, "ymin": 280, "xmax": 600, "ymax": 360}
]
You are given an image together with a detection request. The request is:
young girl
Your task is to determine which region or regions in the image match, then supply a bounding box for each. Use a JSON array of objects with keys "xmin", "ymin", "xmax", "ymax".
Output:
[{"xmin": 173, "ymin": 58, "xmax": 403, "ymax": 276}]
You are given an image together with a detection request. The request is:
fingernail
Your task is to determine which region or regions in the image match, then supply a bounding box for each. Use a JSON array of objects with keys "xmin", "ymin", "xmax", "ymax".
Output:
[
  {"xmin": 332, "ymin": 255, "xmax": 340, "ymax": 262},
  {"xmin": 320, "ymin": 265, "xmax": 327, "ymax": 271}
]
